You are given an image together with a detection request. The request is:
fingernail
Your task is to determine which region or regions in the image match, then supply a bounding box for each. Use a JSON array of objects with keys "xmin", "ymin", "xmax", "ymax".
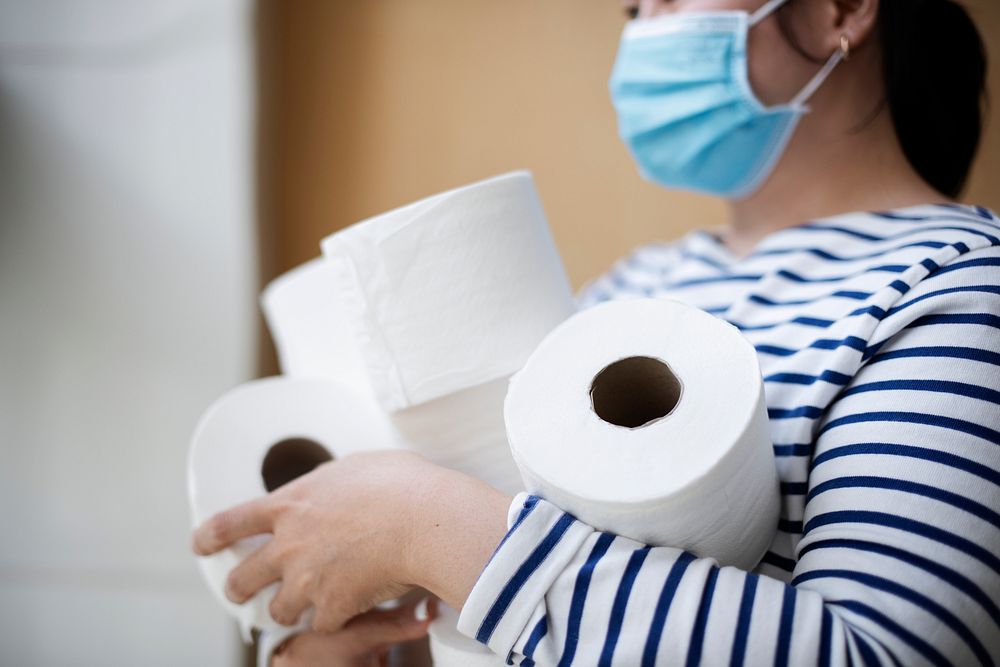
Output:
[{"xmin": 414, "ymin": 597, "xmax": 430, "ymax": 622}]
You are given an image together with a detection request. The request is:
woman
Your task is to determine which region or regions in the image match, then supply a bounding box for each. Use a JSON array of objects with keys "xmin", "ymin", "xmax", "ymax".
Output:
[{"xmin": 194, "ymin": 0, "xmax": 999, "ymax": 664}]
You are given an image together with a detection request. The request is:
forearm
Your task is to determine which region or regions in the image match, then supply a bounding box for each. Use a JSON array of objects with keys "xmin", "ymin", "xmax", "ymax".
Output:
[{"xmin": 404, "ymin": 465, "xmax": 513, "ymax": 612}]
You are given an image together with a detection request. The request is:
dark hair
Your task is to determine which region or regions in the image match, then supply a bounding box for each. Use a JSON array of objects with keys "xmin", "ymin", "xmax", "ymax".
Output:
[
  {"xmin": 879, "ymin": 0, "xmax": 988, "ymax": 198},
  {"xmin": 778, "ymin": 0, "xmax": 988, "ymax": 198}
]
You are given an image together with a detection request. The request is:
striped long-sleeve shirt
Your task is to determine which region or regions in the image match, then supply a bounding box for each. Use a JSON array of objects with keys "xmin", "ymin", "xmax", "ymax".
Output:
[{"xmin": 457, "ymin": 204, "xmax": 1000, "ymax": 666}]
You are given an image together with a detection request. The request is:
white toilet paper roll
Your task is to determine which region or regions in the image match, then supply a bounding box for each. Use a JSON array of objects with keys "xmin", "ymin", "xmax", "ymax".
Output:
[
  {"xmin": 429, "ymin": 604, "xmax": 506, "ymax": 667},
  {"xmin": 391, "ymin": 377, "xmax": 523, "ymax": 496},
  {"xmin": 187, "ymin": 376, "xmax": 400, "ymax": 634},
  {"xmin": 260, "ymin": 257, "xmax": 370, "ymax": 388},
  {"xmin": 321, "ymin": 171, "xmax": 576, "ymax": 412},
  {"xmin": 505, "ymin": 298, "xmax": 779, "ymax": 570}
]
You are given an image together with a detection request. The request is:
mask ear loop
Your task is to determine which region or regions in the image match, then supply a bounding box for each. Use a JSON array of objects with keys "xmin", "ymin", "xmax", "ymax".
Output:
[{"xmin": 789, "ymin": 46, "xmax": 844, "ymax": 108}]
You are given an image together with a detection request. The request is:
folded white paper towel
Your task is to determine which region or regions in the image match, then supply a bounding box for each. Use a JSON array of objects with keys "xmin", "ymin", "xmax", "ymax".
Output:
[
  {"xmin": 429, "ymin": 604, "xmax": 506, "ymax": 667},
  {"xmin": 321, "ymin": 171, "xmax": 576, "ymax": 412},
  {"xmin": 187, "ymin": 376, "xmax": 400, "ymax": 635},
  {"xmin": 260, "ymin": 258, "xmax": 521, "ymax": 494},
  {"xmin": 260, "ymin": 257, "xmax": 371, "ymax": 388},
  {"xmin": 505, "ymin": 298, "xmax": 779, "ymax": 570}
]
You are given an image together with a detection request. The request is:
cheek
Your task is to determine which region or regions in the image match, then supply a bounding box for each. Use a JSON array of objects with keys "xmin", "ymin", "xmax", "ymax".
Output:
[{"xmin": 746, "ymin": 21, "xmax": 811, "ymax": 106}]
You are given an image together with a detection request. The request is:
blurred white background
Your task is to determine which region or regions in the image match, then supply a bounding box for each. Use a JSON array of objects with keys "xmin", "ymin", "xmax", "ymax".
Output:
[{"xmin": 0, "ymin": 0, "xmax": 257, "ymax": 664}]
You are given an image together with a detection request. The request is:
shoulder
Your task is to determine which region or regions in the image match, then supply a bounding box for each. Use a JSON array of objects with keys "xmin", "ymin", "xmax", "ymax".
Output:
[
  {"xmin": 861, "ymin": 206, "xmax": 1000, "ymax": 350},
  {"xmin": 811, "ymin": 204, "xmax": 1000, "ymax": 260},
  {"xmin": 760, "ymin": 204, "xmax": 1000, "ymax": 303},
  {"xmin": 575, "ymin": 240, "xmax": 685, "ymax": 309}
]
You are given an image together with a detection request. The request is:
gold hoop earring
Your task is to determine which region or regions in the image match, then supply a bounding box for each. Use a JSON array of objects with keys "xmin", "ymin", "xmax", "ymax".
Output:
[{"xmin": 840, "ymin": 34, "xmax": 852, "ymax": 61}]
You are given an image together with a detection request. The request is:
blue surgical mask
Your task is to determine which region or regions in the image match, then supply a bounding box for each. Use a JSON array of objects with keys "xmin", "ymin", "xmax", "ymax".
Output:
[{"xmin": 609, "ymin": 0, "xmax": 842, "ymax": 198}]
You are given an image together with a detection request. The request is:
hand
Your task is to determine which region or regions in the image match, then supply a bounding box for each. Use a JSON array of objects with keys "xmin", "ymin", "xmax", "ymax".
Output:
[
  {"xmin": 192, "ymin": 451, "xmax": 510, "ymax": 632},
  {"xmin": 270, "ymin": 598, "xmax": 436, "ymax": 667}
]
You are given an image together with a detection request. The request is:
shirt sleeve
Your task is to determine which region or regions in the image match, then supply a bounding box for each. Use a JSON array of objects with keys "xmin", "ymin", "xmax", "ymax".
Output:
[{"xmin": 457, "ymin": 247, "xmax": 1000, "ymax": 666}]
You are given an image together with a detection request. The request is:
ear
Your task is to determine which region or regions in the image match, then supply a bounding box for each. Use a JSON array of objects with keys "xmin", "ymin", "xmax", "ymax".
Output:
[{"xmin": 829, "ymin": 0, "xmax": 880, "ymax": 54}]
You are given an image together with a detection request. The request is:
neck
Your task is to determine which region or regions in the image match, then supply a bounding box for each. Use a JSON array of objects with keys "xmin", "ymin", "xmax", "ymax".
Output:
[{"xmin": 721, "ymin": 89, "xmax": 948, "ymax": 258}]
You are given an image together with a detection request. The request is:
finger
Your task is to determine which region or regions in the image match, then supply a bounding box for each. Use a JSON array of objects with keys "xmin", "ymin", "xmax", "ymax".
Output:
[
  {"xmin": 271, "ymin": 632, "xmax": 346, "ymax": 666},
  {"xmin": 225, "ymin": 541, "xmax": 281, "ymax": 604},
  {"xmin": 271, "ymin": 631, "xmax": 382, "ymax": 666},
  {"xmin": 268, "ymin": 571, "xmax": 315, "ymax": 627},
  {"xmin": 192, "ymin": 498, "xmax": 276, "ymax": 556},
  {"xmin": 338, "ymin": 598, "xmax": 437, "ymax": 653}
]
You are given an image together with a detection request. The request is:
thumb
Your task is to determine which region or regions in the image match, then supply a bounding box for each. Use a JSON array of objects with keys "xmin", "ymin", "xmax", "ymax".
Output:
[{"xmin": 340, "ymin": 598, "xmax": 438, "ymax": 654}]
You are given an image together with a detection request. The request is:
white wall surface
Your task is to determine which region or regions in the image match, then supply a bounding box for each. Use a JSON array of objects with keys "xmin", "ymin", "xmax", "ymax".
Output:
[{"xmin": 0, "ymin": 1, "xmax": 257, "ymax": 664}]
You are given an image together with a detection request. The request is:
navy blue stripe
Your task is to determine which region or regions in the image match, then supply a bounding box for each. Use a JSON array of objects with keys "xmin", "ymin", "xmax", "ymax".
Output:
[
  {"xmin": 734, "ymin": 304, "xmax": 892, "ymax": 333},
  {"xmin": 779, "ymin": 518, "xmax": 804, "ymax": 534},
  {"xmin": 861, "ymin": 338, "xmax": 890, "ymax": 361},
  {"xmin": 599, "ymin": 546, "xmax": 651, "ymax": 667},
  {"xmin": 734, "ymin": 316, "xmax": 837, "ymax": 333},
  {"xmin": 973, "ymin": 205, "xmax": 996, "ymax": 220},
  {"xmin": 921, "ymin": 258, "xmax": 941, "ymax": 276},
  {"xmin": 773, "ymin": 443, "xmax": 813, "ymax": 457},
  {"xmin": 910, "ymin": 312, "xmax": 1000, "ymax": 330},
  {"xmin": 559, "ymin": 533, "xmax": 614, "ymax": 667},
  {"xmin": 777, "ymin": 380, "xmax": 1000, "ymax": 424},
  {"xmin": 669, "ymin": 273, "xmax": 763, "ymax": 289},
  {"xmin": 887, "ymin": 285, "xmax": 1000, "ymax": 317},
  {"xmin": 800, "ymin": 571, "xmax": 993, "ymax": 667},
  {"xmin": 477, "ymin": 512, "xmax": 576, "ymax": 643},
  {"xmin": 642, "ymin": 551, "xmax": 696, "ymax": 667},
  {"xmin": 749, "ymin": 290, "xmax": 872, "ymax": 307},
  {"xmin": 840, "ymin": 379, "xmax": 1000, "ymax": 405},
  {"xmin": 519, "ymin": 616, "xmax": 548, "ymax": 667},
  {"xmin": 774, "ymin": 585, "xmax": 797, "ymax": 667},
  {"xmin": 851, "ymin": 632, "xmax": 895, "ymax": 667},
  {"xmin": 866, "ymin": 345, "xmax": 1000, "ymax": 369},
  {"xmin": 932, "ymin": 256, "xmax": 1000, "ymax": 277},
  {"xmin": 753, "ymin": 240, "xmax": 949, "ymax": 263},
  {"xmin": 729, "ymin": 574, "xmax": 759, "ymax": 667},
  {"xmin": 765, "ymin": 370, "xmax": 853, "ymax": 386},
  {"xmin": 872, "ymin": 209, "xmax": 995, "ymax": 225},
  {"xmin": 807, "ymin": 476, "xmax": 1000, "ymax": 528},
  {"xmin": 757, "ymin": 336, "xmax": 867, "ymax": 358},
  {"xmin": 679, "ymin": 247, "xmax": 731, "ymax": 271},
  {"xmin": 818, "ymin": 411, "xmax": 1000, "ymax": 446},
  {"xmin": 770, "ymin": 405, "xmax": 825, "ymax": 420},
  {"xmin": 935, "ymin": 204, "xmax": 997, "ymax": 221},
  {"xmin": 810, "ymin": 443, "xmax": 1000, "ymax": 488},
  {"xmin": 485, "ymin": 496, "xmax": 541, "ymax": 570},
  {"xmin": 818, "ymin": 608, "xmax": 833, "ymax": 667},
  {"xmin": 781, "ymin": 481, "xmax": 809, "ymax": 495},
  {"xmin": 804, "ymin": 511, "xmax": 1000, "ymax": 575},
  {"xmin": 685, "ymin": 566, "xmax": 720, "ymax": 667},
  {"xmin": 776, "ymin": 264, "xmax": 908, "ymax": 285},
  {"xmin": 797, "ymin": 221, "xmax": 1000, "ymax": 246},
  {"xmin": 799, "ymin": 538, "xmax": 1000, "ymax": 628},
  {"xmin": 831, "ymin": 600, "xmax": 946, "ymax": 666},
  {"xmin": 887, "ymin": 279, "xmax": 911, "ymax": 294},
  {"xmin": 761, "ymin": 550, "xmax": 797, "ymax": 572}
]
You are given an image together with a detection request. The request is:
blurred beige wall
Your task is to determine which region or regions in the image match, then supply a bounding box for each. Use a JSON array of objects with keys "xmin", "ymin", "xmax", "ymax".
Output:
[{"xmin": 258, "ymin": 0, "xmax": 999, "ymax": 290}]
